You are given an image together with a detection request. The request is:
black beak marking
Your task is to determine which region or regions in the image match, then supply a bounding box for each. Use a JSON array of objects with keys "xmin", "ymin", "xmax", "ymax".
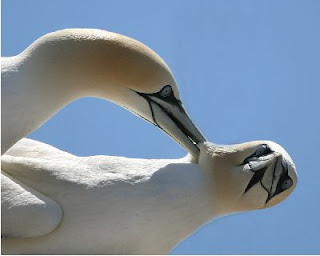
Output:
[
  {"xmin": 135, "ymin": 90, "xmax": 201, "ymax": 151},
  {"xmin": 244, "ymin": 165, "xmax": 268, "ymax": 193},
  {"xmin": 243, "ymin": 156, "xmax": 293, "ymax": 205}
]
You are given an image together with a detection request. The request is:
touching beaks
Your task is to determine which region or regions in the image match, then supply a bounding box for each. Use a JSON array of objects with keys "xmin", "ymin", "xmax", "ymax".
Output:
[{"xmin": 135, "ymin": 87, "xmax": 206, "ymax": 158}]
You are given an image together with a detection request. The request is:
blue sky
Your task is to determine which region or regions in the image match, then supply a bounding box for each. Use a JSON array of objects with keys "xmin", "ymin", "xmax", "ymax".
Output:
[{"xmin": 2, "ymin": 0, "xmax": 320, "ymax": 254}]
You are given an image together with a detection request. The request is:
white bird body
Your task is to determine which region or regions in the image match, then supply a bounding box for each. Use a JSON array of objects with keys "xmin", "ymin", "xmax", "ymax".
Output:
[
  {"xmin": 2, "ymin": 139, "xmax": 214, "ymax": 254},
  {"xmin": 1, "ymin": 29, "xmax": 298, "ymax": 254},
  {"xmin": 1, "ymin": 29, "xmax": 205, "ymax": 156},
  {"xmin": 1, "ymin": 138, "xmax": 297, "ymax": 254}
]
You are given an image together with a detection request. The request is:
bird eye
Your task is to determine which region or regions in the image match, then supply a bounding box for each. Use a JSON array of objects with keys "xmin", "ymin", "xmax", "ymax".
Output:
[
  {"xmin": 160, "ymin": 85, "xmax": 173, "ymax": 98},
  {"xmin": 254, "ymin": 144, "xmax": 272, "ymax": 157},
  {"xmin": 281, "ymin": 179, "xmax": 293, "ymax": 190}
]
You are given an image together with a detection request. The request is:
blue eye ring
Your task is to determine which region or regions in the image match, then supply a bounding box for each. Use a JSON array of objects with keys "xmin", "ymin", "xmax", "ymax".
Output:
[
  {"xmin": 281, "ymin": 179, "xmax": 293, "ymax": 190},
  {"xmin": 160, "ymin": 85, "xmax": 172, "ymax": 98}
]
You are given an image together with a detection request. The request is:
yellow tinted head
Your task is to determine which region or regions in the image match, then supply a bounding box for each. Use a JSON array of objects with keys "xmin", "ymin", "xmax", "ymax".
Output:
[{"xmin": 198, "ymin": 141, "xmax": 297, "ymax": 214}]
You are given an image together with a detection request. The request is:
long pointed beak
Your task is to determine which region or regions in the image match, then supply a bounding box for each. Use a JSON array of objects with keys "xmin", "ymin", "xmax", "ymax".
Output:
[{"xmin": 137, "ymin": 92, "xmax": 206, "ymax": 158}]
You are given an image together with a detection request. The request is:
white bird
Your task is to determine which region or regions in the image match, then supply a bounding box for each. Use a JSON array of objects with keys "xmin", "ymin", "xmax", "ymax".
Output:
[
  {"xmin": 1, "ymin": 138, "xmax": 297, "ymax": 254},
  {"xmin": 1, "ymin": 28, "xmax": 205, "ymax": 156}
]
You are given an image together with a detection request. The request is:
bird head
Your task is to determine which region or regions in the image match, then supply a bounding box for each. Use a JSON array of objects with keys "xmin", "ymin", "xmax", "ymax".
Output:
[
  {"xmin": 23, "ymin": 29, "xmax": 206, "ymax": 158},
  {"xmin": 198, "ymin": 141, "xmax": 297, "ymax": 215}
]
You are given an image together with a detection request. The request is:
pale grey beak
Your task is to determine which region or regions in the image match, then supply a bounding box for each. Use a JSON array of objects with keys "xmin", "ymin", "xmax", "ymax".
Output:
[{"xmin": 136, "ymin": 89, "xmax": 206, "ymax": 158}]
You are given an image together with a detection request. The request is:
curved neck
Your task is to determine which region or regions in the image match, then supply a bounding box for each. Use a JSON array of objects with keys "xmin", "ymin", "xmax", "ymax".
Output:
[
  {"xmin": 1, "ymin": 56, "xmax": 77, "ymax": 153},
  {"xmin": 1, "ymin": 30, "xmax": 176, "ymax": 154}
]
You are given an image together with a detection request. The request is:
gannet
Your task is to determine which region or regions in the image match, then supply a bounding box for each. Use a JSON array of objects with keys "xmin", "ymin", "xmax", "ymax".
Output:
[
  {"xmin": 1, "ymin": 28, "xmax": 205, "ymax": 156},
  {"xmin": 1, "ymin": 138, "xmax": 297, "ymax": 254}
]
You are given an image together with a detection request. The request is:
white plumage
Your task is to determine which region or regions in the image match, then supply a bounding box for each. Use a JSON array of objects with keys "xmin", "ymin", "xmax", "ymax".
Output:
[
  {"xmin": 1, "ymin": 29, "xmax": 298, "ymax": 254},
  {"xmin": 1, "ymin": 138, "xmax": 297, "ymax": 254},
  {"xmin": 1, "ymin": 28, "xmax": 205, "ymax": 156}
]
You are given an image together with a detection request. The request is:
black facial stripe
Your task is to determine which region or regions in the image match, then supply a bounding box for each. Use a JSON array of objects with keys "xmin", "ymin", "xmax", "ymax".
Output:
[
  {"xmin": 147, "ymin": 97, "xmax": 157, "ymax": 125},
  {"xmin": 265, "ymin": 157, "xmax": 279, "ymax": 204},
  {"xmin": 274, "ymin": 162, "xmax": 292, "ymax": 197},
  {"xmin": 137, "ymin": 85, "xmax": 182, "ymax": 107},
  {"xmin": 244, "ymin": 166, "xmax": 267, "ymax": 193},
  {"xmin": 244, "ymin": 155, "xmax": 293, "ymax": 205},
  {"xmin": 152, "ymin": 85, "xmax": 179, "ymax": 104},
  {"xmin": 244, "ymin": 162, "xmax": 275, "ymax": 204},
  {"xmin": 149, "ymin": 110, "xmax": 179, "ymax": 143},
  {"xmin": 150, "ymin": 97, "xmax": 200, "ymax": 148},
  {"xmin": 136, "ymin": 90, "xmax": 200, "ymax": 152},
  {"xmin": 151, "ymin": 99, "xmax": 198, "ymax": 150},
  {"xmin": 242, "ymin": 145, "xmax": 274, "ymax": 165},
  {"xmin": 165, "ymin": 108, "xmax": 199, "ymax": 144}
]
